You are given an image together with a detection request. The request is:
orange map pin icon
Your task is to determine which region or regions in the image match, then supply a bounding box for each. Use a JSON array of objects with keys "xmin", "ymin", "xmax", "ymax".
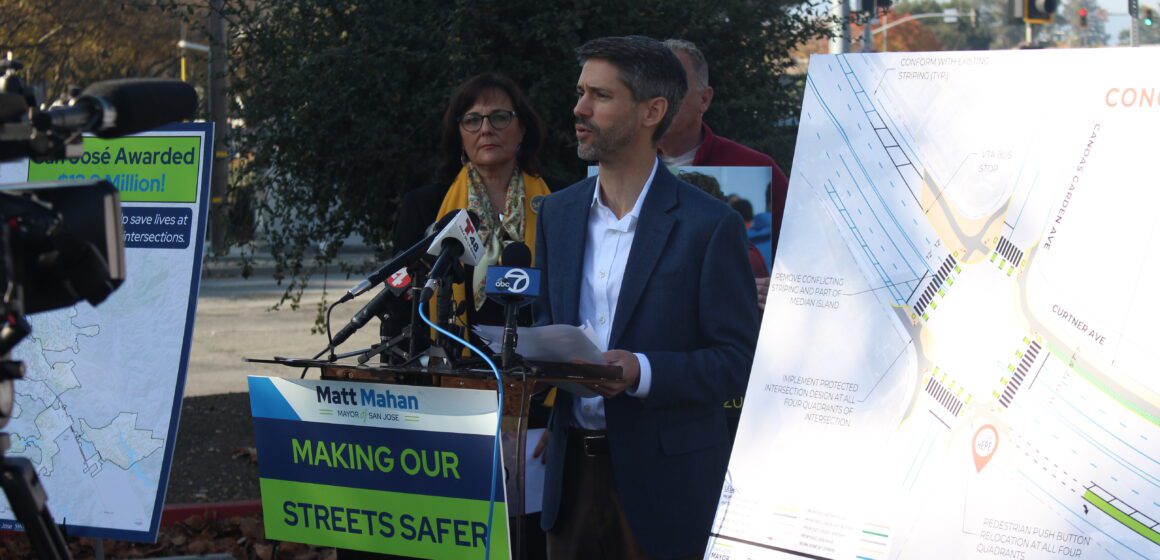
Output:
[{"xmin": 972, "ymin": 424, "xmax": 999, "ymax": 472}]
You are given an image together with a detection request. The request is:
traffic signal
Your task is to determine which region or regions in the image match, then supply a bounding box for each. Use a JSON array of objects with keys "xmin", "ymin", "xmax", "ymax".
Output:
[
  {"xmin": 1077, "ymin": 7, "xmax": 1088, "ymax": 27},
  {"xmin": 1025, "ymin": 0, "xmax": 1058, "ymax": 23},
  {"xmin": 1146, "ymin": 7, "xmax": 1155, "ymax": 25},
  {"xmin": 1129, "ymin": 0, "xmax": 1139, "ymax": 18}
]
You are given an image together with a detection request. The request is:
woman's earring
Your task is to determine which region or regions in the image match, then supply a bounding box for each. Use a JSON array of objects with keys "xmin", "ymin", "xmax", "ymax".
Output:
[{"xmin": 461, "ymin": 150, "xmax": 468, "ymax": 165}]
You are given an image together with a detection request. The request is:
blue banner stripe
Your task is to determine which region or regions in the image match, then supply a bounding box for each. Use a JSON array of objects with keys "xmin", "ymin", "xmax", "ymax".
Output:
[
  {"xmin": 248, "ymin": 377, "xmax": 302, "ymax": 421},
  {"xmin": 252, "ymin": 417, "xmax": 503, "ymax": 501}
]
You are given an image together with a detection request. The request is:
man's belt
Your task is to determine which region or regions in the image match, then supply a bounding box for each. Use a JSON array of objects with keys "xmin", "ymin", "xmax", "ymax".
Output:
[{"xmin": 568, "ymin": 428, "xmax": 609, "ymax": 456}]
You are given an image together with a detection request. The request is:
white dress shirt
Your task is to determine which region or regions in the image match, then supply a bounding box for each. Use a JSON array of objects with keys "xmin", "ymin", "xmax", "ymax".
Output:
[{"xmin": 572, "ymin": 159, "xmax": 658, "ymax": 430}]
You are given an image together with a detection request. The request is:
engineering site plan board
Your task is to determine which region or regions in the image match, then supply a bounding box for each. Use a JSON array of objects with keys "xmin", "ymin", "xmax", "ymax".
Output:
[
  {"xmin": 0, "ymin": 123, "xmax": 211, "ymax": 541},
  {"xmin": 707, "ymin": 49, "xmax": 1159, "ymax": 560}
]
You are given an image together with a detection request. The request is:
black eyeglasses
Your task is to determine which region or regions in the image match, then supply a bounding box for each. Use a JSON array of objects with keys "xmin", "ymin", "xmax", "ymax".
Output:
[{"xmin": 459, "ymin": 110, "xmax": 518, "ymax": 132}]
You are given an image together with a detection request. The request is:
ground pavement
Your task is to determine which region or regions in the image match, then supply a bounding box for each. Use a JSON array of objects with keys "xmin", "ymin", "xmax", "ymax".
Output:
[{"xmin": 188, "ymin": 245, "xmax": 387, "ymax": 396}]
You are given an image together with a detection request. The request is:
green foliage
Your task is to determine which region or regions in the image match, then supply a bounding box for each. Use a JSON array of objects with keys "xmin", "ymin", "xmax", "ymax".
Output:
[{"xmin": 217, "ymin": 0, "xmax": 832, "ymax": 296}]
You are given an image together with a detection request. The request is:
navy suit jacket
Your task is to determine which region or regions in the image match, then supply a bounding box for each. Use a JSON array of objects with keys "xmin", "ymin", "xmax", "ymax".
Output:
[{"xmin": 534, "ymin": 164, "xmax": 759, "ymax": 558}]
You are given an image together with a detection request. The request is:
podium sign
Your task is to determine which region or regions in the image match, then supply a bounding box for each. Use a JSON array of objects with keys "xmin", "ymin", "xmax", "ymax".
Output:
[{"xmin": 248, "ymin": 376, "xmax": 510, "ymax": 559}]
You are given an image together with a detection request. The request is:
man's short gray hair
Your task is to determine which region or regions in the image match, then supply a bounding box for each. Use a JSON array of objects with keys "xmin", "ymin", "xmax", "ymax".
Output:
[
  {"xmin": 576, "ymin": 36, "xmax": 688, "ymax": 142},
  {"xmin": 663, "ymin": 38, "xmax": 709, "ymax": 89}
]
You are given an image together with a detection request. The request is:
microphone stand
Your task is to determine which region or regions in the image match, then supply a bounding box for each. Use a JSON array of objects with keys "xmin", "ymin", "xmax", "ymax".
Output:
[
  {"xmin": 356, "ymin": 331, "xmax": 409, "ymax": 365},
  {"xmin": 432, "ymin": 263, "xmax": 463, "ymax": 367},
  {"xmin": 501, "ymin": 300, "xmax": 519, "ymax": 370},
  {"xmin": 353, "ymin": 269, "xmax": 442, "ymax": 372},
  {"xmin": 405, "ymin": 268, "xmax": 425, "ymax": 366}
]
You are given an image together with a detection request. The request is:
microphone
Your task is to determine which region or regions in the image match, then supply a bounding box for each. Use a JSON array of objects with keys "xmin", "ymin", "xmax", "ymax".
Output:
[
  {"xmin": 328, "ymin": 264, "xmax": 415, "ymax": 351},
  {"xmin": 0, "ymin": 93, "xmax": 27, "ymax": 121},
  {"xmin": 501, "ymin": 241, "xmax": 532, "ymax": 268},
  {"xmin": 484, "ymin": 242, "xmax": 539, "ymax": 368},
  {"xmin": 32, "ymin": 79, "xmax": 197, "ymax": 138},
  {"xmin": 484, "ymin": 242, "xmax": 537, "ymax": 304},
  {"xmin": 384, "ymin": 268, "xmax": 412, "ymax": 296},
  {"xmin": 329, "ymin": 287, "xmax": 396, "ymax": 351},
  {"xmin": 420, "ymin": 210, "xmax": 484, "ymax": 301},
  {"xmin": 338, "ymin": 211, "xmax": 459, "ymax": 304}
]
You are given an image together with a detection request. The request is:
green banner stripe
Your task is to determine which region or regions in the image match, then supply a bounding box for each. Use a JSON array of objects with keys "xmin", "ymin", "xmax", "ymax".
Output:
[
  {"xmin": 259, "ymin": 478, "xmax": 510, "ymax": 559},
  {"xmin": 27, "ymin": 136, "xmax": 201, "ymax": 203}
]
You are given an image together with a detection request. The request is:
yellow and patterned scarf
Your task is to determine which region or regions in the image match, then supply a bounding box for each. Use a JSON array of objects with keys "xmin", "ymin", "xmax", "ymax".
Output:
[{"xmin": 434, "ymin": 164, "xmax": 550, "ymax": 323}]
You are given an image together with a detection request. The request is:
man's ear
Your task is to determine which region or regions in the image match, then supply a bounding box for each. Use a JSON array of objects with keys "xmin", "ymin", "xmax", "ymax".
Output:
[
  {"xmin": 699, "ymin": 85, "xmax": 714, "ymax": 114},
  {"xmin": 641, "ymin": 97, "xmax": 669, "ymax": 130}
]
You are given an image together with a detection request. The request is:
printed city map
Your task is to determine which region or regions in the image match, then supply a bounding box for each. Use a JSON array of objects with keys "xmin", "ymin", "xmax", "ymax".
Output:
[
  {"xmin": 0, "ymin": 125, "xmax": 210, "ymax": 541},
  {"xmin": 708, "ymin": 49, "xmax": 1159, "ymax": 560}
]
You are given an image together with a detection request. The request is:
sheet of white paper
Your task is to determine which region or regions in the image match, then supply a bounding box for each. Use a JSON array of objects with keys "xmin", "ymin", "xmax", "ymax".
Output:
[
  {"xmin": 500, "ymin": 427, "xmax": 547, "ymax": 515},
  {"xmin": 578, "ymin": 321, "xmax": 601, "ymax": 349},
  {"xmin": 521, "ymin": 428, "xmax": 545, "ymax": 514},
  {"xmin": 474, "ymin": 324, "xmax": 605, "ymax": 364}
]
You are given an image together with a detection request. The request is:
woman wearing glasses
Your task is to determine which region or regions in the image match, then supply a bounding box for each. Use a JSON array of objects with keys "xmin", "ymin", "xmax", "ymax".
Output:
[
  {"xmin": 384, "ymin": 72, "xmax": 557, "ymax": 560},
  {"xmin": 391, "ymin": 73, "xmax": 556, "ymax": 331}
]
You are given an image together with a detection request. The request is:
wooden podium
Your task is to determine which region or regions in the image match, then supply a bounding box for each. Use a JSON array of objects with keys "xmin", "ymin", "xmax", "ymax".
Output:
[{"xmin": 247, "ymin": 355, "xmax": 619, "ymax": 560}]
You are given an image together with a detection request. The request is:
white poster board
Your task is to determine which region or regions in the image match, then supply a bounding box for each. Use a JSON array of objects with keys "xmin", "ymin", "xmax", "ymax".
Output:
[
  {"xmin": 0, "ymin": 123, "xmax": 211, "ymax": 541},
  {"xmin": 709, "ymin": 49, "xmax": 1159, "ymax": 560}
]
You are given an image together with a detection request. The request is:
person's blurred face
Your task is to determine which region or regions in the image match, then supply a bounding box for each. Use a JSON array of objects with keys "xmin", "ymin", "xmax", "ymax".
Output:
[
  {"xmin": 459, "ymin": 90, "xmax": 525, "ymax": 171},
  {"xmin": 573, "ymin": 59, "xmax": 640, "ymax": 162},
  {"xmin": 664, "ymin": 51, "xmax": 712, "ymax": 143}
]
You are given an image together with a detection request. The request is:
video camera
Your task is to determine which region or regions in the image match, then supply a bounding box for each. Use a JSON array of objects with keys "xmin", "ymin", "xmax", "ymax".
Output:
[
  {"xmin": 1, "ymin": 53, "xmax": 198, "ymax": 162},
  {"xmin": 0, "ymin": 53, "xmax": 197, "ymax": 559}
]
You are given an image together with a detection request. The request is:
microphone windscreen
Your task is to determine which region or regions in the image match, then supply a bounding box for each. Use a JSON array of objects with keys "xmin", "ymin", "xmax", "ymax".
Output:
[
  {"xmin": 83, "ymin": 79, "xmax": 198, "ymax": 138},
  {"xmin": 0, "ymin": 93, "xmax": 27, "ymax": 121},
  {"xmin": 501, "ymin": 241, "xmax": 532, "ymax": 268},
  {"xmin": 463, "ymin": 209, "xmax": 481, "ymax": 227}
]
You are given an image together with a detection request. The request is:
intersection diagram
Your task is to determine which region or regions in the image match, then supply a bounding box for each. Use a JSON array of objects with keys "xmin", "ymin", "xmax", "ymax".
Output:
[{"xmin": 708, "ymin": 49, "xmax": 1159, "ymax": 560}]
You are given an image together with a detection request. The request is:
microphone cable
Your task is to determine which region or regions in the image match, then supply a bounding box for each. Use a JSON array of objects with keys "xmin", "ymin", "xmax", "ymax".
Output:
[
  {"xmin": 324, "ymin": 298, "xmax": 340, "ymax": 356},
  {"xmin": 301, "ymin": 299, "xmax": 343, "ymax": 379},
  {"xmin": 418, "ymin": 300, "xmax": 504, "ymax": 560}
]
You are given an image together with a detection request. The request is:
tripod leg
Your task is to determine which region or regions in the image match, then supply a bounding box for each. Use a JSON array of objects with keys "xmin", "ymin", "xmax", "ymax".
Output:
[{"xmin": 1, "ymin": 457, "xmax": 72, "ymax": 560}]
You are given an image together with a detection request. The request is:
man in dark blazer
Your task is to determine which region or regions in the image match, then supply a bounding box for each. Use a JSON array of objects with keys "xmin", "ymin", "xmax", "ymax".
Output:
[{"xmin": 534, "ymin": 36, "xmax": 760, "ymax": 559}]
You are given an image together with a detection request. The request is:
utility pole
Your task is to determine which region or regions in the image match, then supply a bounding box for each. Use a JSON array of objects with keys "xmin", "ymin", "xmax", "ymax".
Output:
[
  {"xmin": 1129, "ymin": 0, "xmax": 1139, "ymax": 46},
  {"xmin": 832, "ymin": 0, "xmax": 851, "ymax": 53},
  {"xmin": 209, "ymin": 0, "xmax": 229, "ymax": 254},
  {"xmin": 883, "ymin": 12, "xmax": 889, "ymax": 51},
  {"xmin": 863, "ymin": 12, "xmax": 875, "ymax": 52}
]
